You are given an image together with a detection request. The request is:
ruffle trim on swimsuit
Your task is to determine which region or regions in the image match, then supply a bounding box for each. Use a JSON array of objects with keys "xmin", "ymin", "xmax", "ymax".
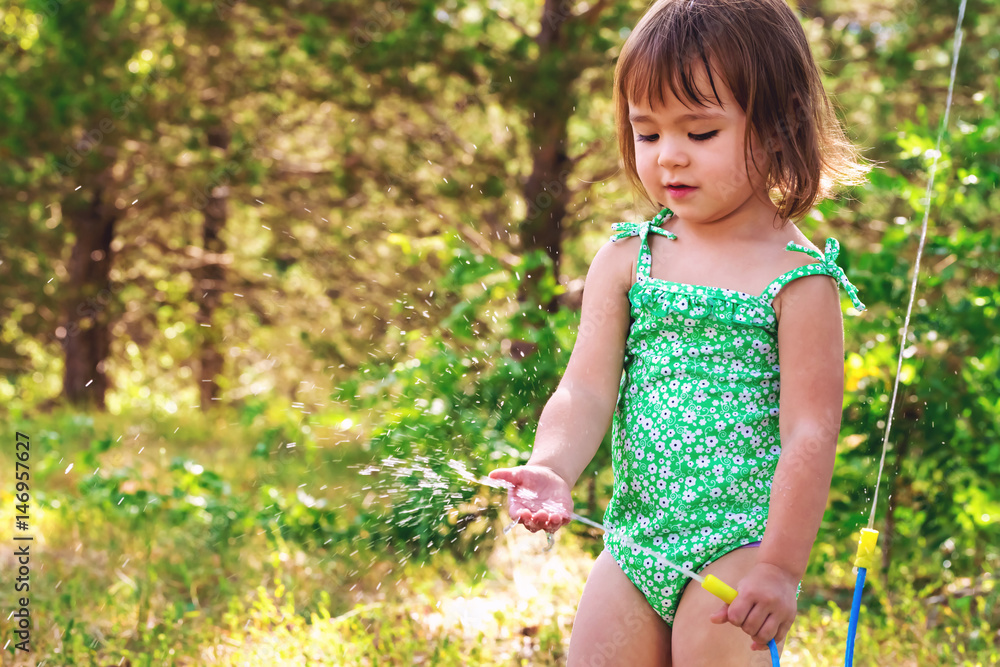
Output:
[{"xmin": 630, "ymin": 281, "xmax": 777, "ymax": 330}]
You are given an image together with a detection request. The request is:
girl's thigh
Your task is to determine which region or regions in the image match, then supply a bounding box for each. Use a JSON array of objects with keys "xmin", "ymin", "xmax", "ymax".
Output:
[
  {"xmin": 671, "ymin": 546, "xmax": 786, "ymax": 667},
  {"xmin": 567, "ymin": 549, "xmax": 672, "ymax": 667}
]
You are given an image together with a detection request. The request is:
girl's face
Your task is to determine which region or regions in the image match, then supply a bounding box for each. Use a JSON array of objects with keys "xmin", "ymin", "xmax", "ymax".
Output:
[{"xmin": 628, "ymin": 70, "xmax": 772, "ymax": 225}]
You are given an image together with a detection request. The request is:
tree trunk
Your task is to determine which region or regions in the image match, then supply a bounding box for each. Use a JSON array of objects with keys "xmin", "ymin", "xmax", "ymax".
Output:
[
  {"xmin": 60, "ymin": 185, "xmax": 117, "ymax": 409},
  {"xmin": 517, "ymin": 0, "xmax": 578, "ymax": 313},
  {"xmin": 193, "ymin": 124, "xmax": 230, "ymax": 410}
]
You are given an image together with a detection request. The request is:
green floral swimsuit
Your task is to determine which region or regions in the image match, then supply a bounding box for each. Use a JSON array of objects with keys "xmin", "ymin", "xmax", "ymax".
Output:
[{"xmin": 602, "ymin": 208, "xmax": 865, "ymax": 625}]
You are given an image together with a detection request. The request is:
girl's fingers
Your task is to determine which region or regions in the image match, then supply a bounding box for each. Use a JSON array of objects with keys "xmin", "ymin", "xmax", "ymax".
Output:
[
  {"xmin": 488, "ymin": 468, "xmax": 521, "ymax": 486},
  {"xmin": 752, "ymin": 615, "xmax": 779, "ymax": 648},
  {"xmin": 775, "ymin": 618, "xmax": 793, "ymax": 644},
  {"xmin": 741, "ymin": 605, "xmax": 768, "ymax": 638},
  {"xmin": 709, "ymin": 603, "xmax": 729, "ymax": 624}
]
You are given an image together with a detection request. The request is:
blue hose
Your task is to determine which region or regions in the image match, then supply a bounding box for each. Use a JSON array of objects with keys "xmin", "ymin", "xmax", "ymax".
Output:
[
  {"xmin": 844, "ymin": 566, "xmax": 867, "ymax": 667},
  {"xmin": 769, "ymin": 639, "xmax": 780, "ymax": 665}
]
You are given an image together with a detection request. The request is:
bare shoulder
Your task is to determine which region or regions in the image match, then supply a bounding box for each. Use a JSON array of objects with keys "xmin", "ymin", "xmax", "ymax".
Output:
[
  {"xmin": 770, "ymin": 224, "xmax": 842, "ymax": 320},
  {"xmin": 769, "ymin": 223, "xmax": 825, "ymax": 272},
  {"xmin": 587, "ymin": 236, "xmax": 640, "ymax": 294}
]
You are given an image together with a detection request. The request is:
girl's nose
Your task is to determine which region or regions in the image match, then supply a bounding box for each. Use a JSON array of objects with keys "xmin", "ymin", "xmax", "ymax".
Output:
[{"xmin": 657, "ymin": 138, "xmax": 689, "ymax": 168}]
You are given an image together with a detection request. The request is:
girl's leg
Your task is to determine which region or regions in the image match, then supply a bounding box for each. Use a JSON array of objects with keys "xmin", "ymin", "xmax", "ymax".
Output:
[
  {"xmin": 568, "ymin": 550, "xmax": 672, "ymax": 667},
  {"xmin": 671, "ymin": 547, "xmax": 787, "ymax": 667}
]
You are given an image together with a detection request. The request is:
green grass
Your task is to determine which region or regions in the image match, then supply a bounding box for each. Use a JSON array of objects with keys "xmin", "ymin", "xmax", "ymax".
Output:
[{"xmin": 0, "ymin": 407, "xmax": 996, "ymax": 665}]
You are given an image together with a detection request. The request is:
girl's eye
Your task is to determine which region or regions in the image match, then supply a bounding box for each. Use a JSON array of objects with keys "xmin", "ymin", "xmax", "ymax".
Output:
[
  {"xmin": 689, "ymin": 130, "xmax": 719, "ymax": 142},
  {"xmin": 636, "ymin": 133, "xmax": 658, "ymax": 143}
]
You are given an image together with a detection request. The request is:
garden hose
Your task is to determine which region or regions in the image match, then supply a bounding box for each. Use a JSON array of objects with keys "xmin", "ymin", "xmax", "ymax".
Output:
[{"xmin": 845, "ymin": 529, "xmax": 879, "ymax": 667}]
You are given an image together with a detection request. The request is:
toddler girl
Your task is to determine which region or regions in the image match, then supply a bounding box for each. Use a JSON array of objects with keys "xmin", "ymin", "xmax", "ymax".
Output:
[{"xmin": 490, "ymin": 0, "xmax": 868, "ymax": 664}]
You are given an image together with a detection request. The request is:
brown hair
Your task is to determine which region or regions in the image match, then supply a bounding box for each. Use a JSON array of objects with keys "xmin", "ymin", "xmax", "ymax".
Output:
[{"xmin": 614, "ymin": 0, "xmax": 870, "ymax": 220}]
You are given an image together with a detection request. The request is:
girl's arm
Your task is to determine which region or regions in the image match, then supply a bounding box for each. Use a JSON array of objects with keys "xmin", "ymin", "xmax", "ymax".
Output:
[
  {"xmin": 526, "ymin": 238, "xmax": 633, "ymax": 487},
  {"xmin": 490, "ymin": 237, "xmax": 633, "ymax": 531},
  {"xmin": 713, "ymin": 271, "xmax": 846, "ymax": 649},
  {"xmin": 762, "ymin": 272, "xmax": 845, "ymax": 579}
]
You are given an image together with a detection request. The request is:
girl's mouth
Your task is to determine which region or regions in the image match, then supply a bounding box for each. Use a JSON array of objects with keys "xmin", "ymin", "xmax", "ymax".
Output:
[{"xmin": 667, "ymin": 184, "xmax": 697, "ymax": 198}]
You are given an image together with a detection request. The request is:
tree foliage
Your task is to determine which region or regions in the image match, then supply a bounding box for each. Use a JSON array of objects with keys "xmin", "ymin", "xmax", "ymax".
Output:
[{"xmin": 1, "ymin": 0, "xmax": 997, "ymax": 605}]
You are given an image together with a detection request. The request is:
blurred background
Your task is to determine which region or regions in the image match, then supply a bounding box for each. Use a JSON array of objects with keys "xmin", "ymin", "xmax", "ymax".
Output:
[{"xmin": 0, "ymin": 0, "xmax": 997, "ymax": 664}]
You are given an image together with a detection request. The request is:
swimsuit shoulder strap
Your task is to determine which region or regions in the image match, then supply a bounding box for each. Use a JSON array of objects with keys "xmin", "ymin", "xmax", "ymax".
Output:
[
  {"xmin": 760, "ymin": 237, "xmax": 866, "ymax": 311},
  {"xmin": 609, "ymin": 208, "xmax": 677, "ymax": 282}
]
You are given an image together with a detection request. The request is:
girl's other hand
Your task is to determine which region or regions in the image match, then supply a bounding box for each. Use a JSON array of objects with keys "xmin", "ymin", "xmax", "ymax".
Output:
[
  {"xmin": 488, "ymin": 465, "xmax": 573, "ymax": 533},
  {"xmin": 708, "ymin": 561, "xmax": 799, "ymax": 651}
]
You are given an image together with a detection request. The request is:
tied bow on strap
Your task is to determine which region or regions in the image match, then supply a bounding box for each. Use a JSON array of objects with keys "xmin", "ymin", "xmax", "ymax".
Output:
[
  {"xmin": 610, "ymin": 207, "xmax": 677, "ymax": 243},
  {"xmin": 785, "ymin": 238, "xmax": 867, "ymax": 312}
]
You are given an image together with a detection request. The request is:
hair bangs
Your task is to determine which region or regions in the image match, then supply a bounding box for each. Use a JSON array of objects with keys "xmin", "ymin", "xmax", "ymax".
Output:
[{"xmin": 617, "ymin": 12, "xmax": 723, "ymax": 113}]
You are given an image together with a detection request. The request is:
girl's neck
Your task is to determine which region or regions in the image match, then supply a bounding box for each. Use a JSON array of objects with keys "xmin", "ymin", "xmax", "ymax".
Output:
[{"xmin": 666, "ymin": 190, "xmax": 785, "ymax": 245}]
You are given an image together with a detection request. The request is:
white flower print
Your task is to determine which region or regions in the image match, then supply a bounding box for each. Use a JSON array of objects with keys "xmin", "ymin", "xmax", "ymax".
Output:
[{"xmin": 606, "ymin": 231, "xmax": 860, "ymax": 596}]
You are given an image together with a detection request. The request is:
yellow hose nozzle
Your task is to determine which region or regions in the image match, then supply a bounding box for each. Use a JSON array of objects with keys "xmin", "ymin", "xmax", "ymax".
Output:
[
  {"xmin": 853, "ymin": 528, "xmax": 880, "ymax": 571},
  {"xmin": 702, "ymin": 574, "xmax": 738, "ymax": 604}
]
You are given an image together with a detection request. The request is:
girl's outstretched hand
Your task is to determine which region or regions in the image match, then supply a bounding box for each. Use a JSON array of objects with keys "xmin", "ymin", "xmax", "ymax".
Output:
[
  {"xmin": 708, "ymin": 561, "xmax": 799, "ymax": 651},
  {"xmin": 488, "ymin": 465, "xmax": 573, "ymax": 533}
]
